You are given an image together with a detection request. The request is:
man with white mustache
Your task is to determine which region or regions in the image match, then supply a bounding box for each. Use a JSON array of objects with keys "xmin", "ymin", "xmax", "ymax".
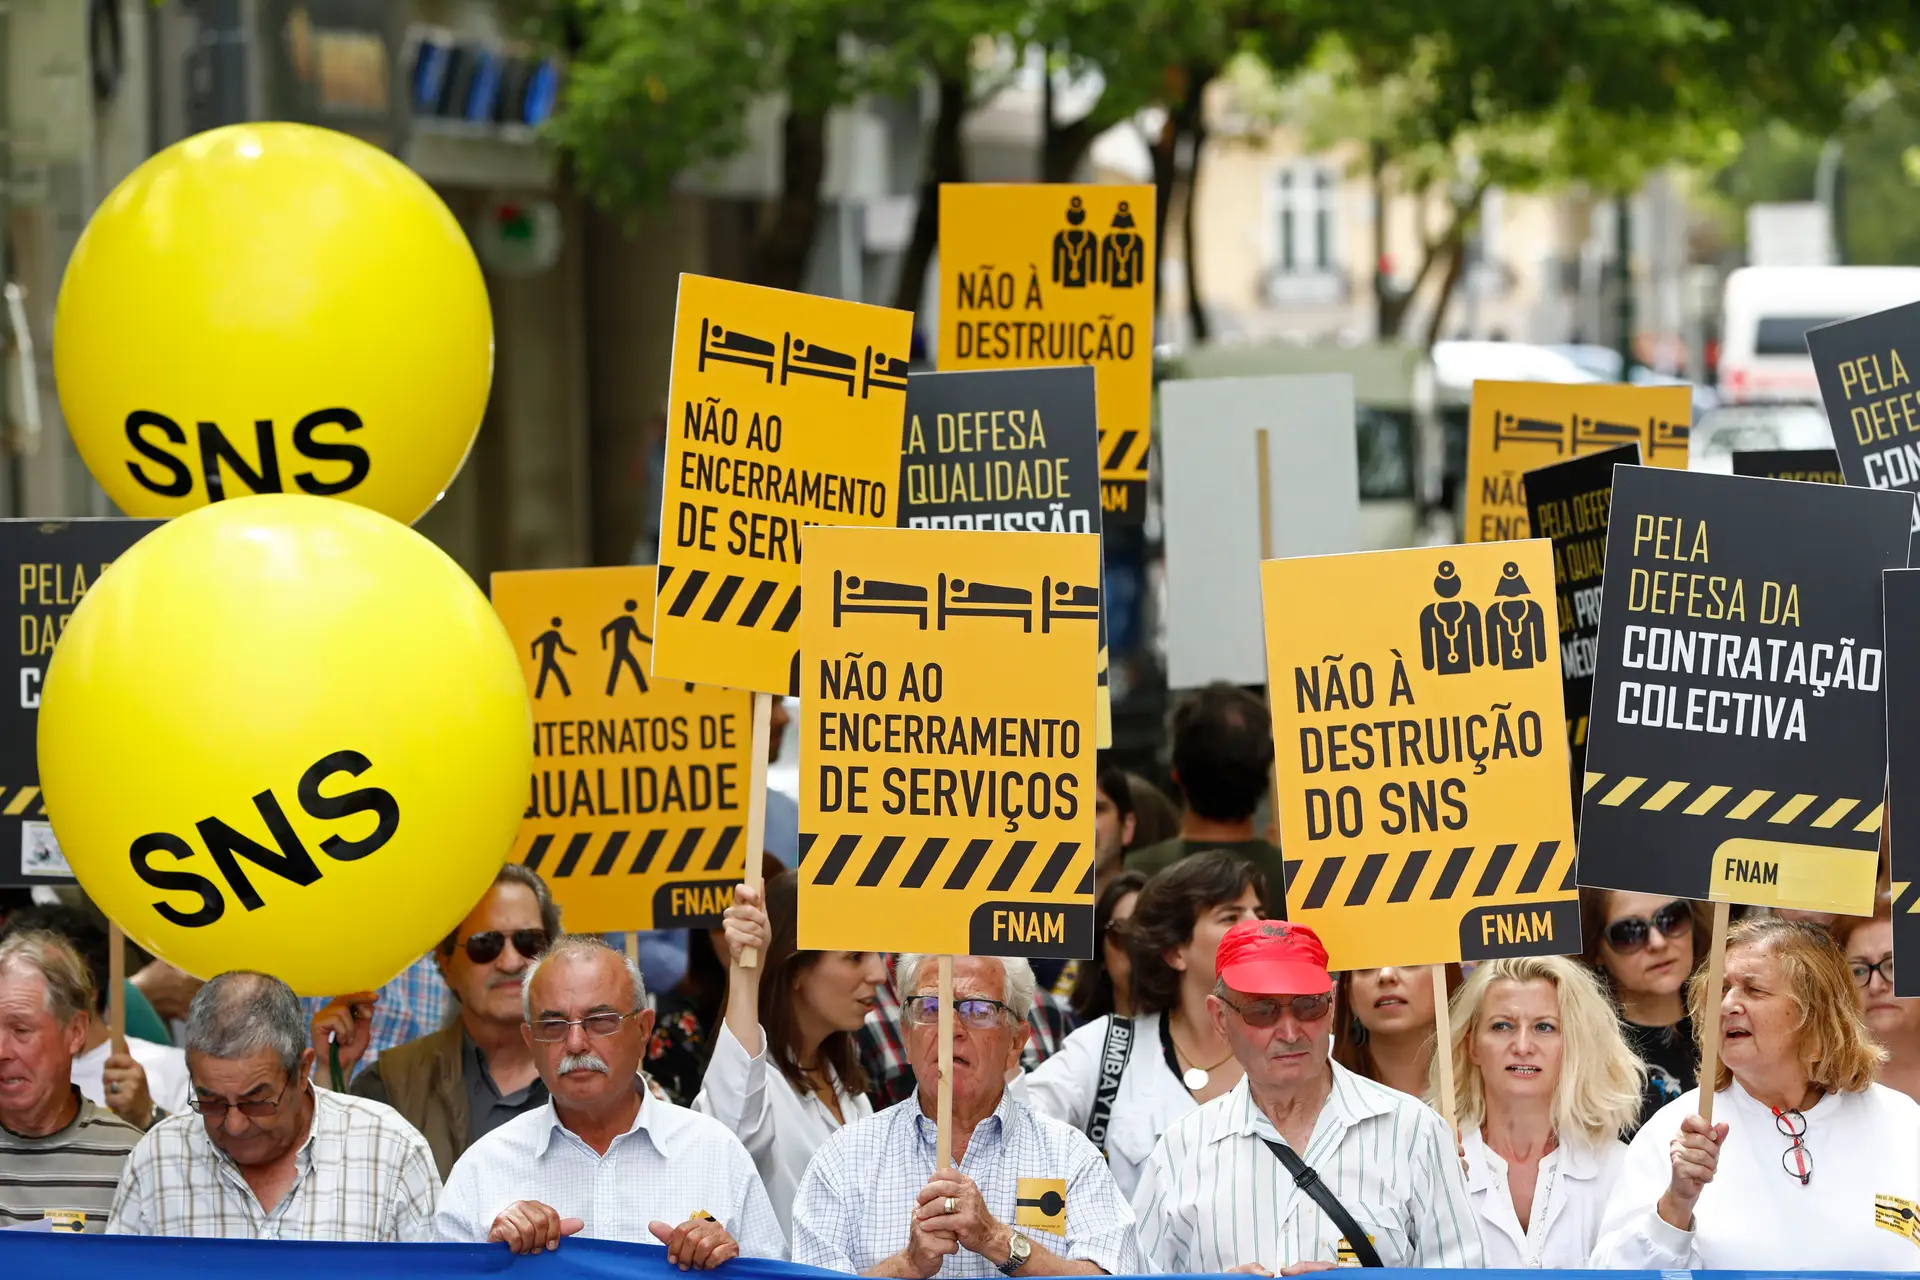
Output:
[{"xmin": 434, "ymin": 935, "xmax": 782, "ymax": 1264}]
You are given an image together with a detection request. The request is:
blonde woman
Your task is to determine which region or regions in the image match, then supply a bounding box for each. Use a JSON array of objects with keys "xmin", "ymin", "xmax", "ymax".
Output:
[
  {"xmin": 1437, "ymin": 956, "xmax": 1644, "ymax": 1268},
  {"xmin": 1594, "ymin": 917, "xmax": 1920, "ymax": 1268}
]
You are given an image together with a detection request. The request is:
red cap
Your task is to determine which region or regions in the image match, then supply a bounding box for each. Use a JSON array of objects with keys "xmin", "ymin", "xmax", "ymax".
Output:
[{"xmin": 1214, "ymin": 920, "xmax": 1333, "ymax": 996}]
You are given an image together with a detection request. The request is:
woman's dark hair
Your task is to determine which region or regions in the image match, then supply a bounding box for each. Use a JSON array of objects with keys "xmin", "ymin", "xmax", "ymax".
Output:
[
  {"xmin": 741, "ymin": 871, "xmax": 868, "ymax": 1096},
  {"xmin": 1096, "ymin": 755, "xmax": 1136, "ymax": 829},
  {"xmin": 1578, "ymin": 888, "xmax": 1711, "ymax": 995},
  {"xmin": 1125, "ymin": 852, "xmax": 1264, "ymax": 1015},
  {"xmin": 1332, "ymin": 965, "xmax": 1464, "ymax": 1081},
  {"xmin": 1071, "ymin": 870, "xmax": 1149, "ymax": 1021}
]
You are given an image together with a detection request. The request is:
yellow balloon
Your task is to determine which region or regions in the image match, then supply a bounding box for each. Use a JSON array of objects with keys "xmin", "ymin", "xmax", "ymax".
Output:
[
  {"xmin": 53, "ymin": 123, "xmax": 492, "ymax": 526},
  {"xmin": 37, "ymin": 495, "xmax": 530, "ymax": 995}
]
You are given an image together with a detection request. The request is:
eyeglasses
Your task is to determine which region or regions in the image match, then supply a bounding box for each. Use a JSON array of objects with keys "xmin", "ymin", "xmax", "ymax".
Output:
[
  {"xmin": 1774, "ymin": 1107, "xmax": 1812, "ymax": 1185},
  {"xmin": 457, "ymin": 928, "xmax": 550, "ymax": 965},
  {"xmin": 902, "ymin": 996, "xmax": 1012, "ymax": 1029},
  {"xmin": 187, "ymin": 1073, "xmax": 294, "ymax": 1120},
  {"xmin": 529, "ymin": 1010, "xmax": 643, "ymax": 1042},
  {"xmin": 1217, "ymin": 992, "xmax": 1335, "ymax": 1027},
  {"xmin": 1851, "ymin": 956, "xmax": 1895, "ymax": 989},
  {"xmin": 1604, "ymin": 900, "xmax": 1693, "ymax": 954}
]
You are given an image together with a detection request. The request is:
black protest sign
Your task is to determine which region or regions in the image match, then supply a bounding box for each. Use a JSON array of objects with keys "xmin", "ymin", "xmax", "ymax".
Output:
[
  {"xmin": 1579, "ymin": 467, "xmax": 1908, "ymax": 915},
  {"xmin": 1807, "ymin": 303, "xmax": 1920, "ymax": 559},
  {"xmin": 1525, "ymin": 444, "xmax": 1636, "ymax": 798},
  {"xmin": 1883, "ymin": 570, "xmax": 1920, "ymax": 994},
  {"xmin": 1732, "ymin": 449, "xmax": 1843, "ymax": 484},
  {"xmin": 0, "ymin": 519, "xmax": 161, "ymax": 886},
  {"xmin": 900, "ymin": 366, "xmax": 1101, "ymax": 535}
]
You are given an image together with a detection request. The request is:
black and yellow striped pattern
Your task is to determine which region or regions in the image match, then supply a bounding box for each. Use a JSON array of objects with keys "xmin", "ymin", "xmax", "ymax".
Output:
[
  {"xmin": 1284, "ymin": 840, "xmax": 1573, "ymax": 911},
  {"xmin": 1583, "ymin": 772, "xmax": 1883, "ymax": 833},
  {"xmin": 521, "ymin": 824, "xmax": 743, "ymax": 880},
  {"xmin": 0, "ymin": 785, "xmax": 45, "ymax": 818},
  {"xmin": 800, "ymin": 831, "xmax": 1092, "ymax": 897}
]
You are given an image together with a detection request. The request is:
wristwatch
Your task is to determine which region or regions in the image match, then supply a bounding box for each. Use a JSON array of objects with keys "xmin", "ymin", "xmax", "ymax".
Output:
[{"xmin": 997, "ymin": 1231, "xmax": 1031, "ymax": 1276}]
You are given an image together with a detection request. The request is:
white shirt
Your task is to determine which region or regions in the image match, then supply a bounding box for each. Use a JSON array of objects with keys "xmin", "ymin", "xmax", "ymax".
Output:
[
  {"xmin": 1131, "ymin": 1061, "xmax": 1485, "ymax": 1271},
  {"xmin": 107, "ymin": 1087, "xmax": 439, "ymax": 1240},
  {"xmin": 792, "ymin": 1089, "xmax": 1147, "ymax": 1277},
  {"xmin": 1593, "ymin": 1081, "xmax": 1920, "ymax": 1269},
  {"xmin": 1461, "ymin": 1124, "xmax": 1626, "ymax": 1268},
  {"xmin": 1018, "ymin": 1012, "xmax": 1195, "ymax": 1200},
  {"xmin": 434, "ymin": 1089, "xmax": 786, "ymax": 1259},
  {"xmin": 71, "ymin": 1037, "xmax": 192, "ymax": 1118},
  {"xmin": 692, "ymin": 1020, "xmax": 872, "ymax": 1239}
]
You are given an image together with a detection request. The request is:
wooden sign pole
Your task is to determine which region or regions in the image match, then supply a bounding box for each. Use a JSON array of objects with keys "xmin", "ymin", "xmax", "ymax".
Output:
[
  {"xmin": 1430, "ymin": 964, "xmax": 1456, "ymax": 1132},
  {"xmin": 107, "ymin": 923, "xmax": 127, "ymax": 1055},
  {"xmin": 1696, "ymin": 900, "xmax": 1731, "ymax": 1123},
  {"xmin": 739, "ymin": 691, "xmax": 774, "ymax": 970},
  {"xmin": 936, "ymin": 954, "xmax": 955, "ymax": 1169},
  {"xmin": 1255, "ymin": 428, "xmax": 1287, "ymax": 846}
]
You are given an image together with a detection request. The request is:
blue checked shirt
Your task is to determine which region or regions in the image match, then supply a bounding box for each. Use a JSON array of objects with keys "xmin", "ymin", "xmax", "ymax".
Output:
[
  {"xmin": 792, "ymin": 1090, "xmax": 1146, "ymax": 1277},
  {"xmin": 303, "ymin": 954, "xmax": 454, "ymax": 1068}
]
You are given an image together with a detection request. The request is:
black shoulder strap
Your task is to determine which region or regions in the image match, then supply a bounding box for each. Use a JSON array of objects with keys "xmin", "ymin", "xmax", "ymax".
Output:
[
  {"xmin": 1084, "ymin": 1017, "xmax": 1134, "ymax": 1153},
  {"xmin": 1261, "ymin": 1138, "xmax": 1385, "ymax": 1268}
]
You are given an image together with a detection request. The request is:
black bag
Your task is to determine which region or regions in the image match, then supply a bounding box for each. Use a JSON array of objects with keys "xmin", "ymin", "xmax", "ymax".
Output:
[
  {"xmin": 1260, "ymin": 1138, "xmax": 1385, "ymax": 1268},
  {"xmin": 1084, "ymin": 1016, "xmax": 1133, "ymax": 1154}
]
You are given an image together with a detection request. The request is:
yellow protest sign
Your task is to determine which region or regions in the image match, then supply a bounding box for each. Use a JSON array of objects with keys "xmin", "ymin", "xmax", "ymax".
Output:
[
  {"xmin": 1261, "ymin": 541, "xmax": 1578, "ymax": 969},
  {"xmin": 938, "ymin": 184, "xmax": 1156, "ymax": 524},
  {"xmin": 655, "ymin": 275, "xmax": 914, "ymax": 695},
  {"xmin": 798, "ymin": 527, "xmax": 1099, "ymax": 956},
  {"xmin": 1465, "ymin": 382, "xmax": 1691, "ymax": 542},
  {"xmin": 492, "ymin": 566, "xmax": 754, "ymax": 931}
]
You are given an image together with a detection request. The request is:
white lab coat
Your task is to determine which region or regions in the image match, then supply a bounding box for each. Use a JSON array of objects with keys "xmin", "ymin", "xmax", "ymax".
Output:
[
  {"xmin": 1462, "ymin": 1124, "xmax": 1626, "ymax": 1268},
  {"xmin": 1017, "ymin": 1012, "xmax": 1196, "ymax": 1199}
]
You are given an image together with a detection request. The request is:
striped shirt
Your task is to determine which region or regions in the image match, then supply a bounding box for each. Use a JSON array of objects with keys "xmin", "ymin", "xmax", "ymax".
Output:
[
  {"xmin": 1131, "ymin": 1062, "xmax": 1484, "ymax": 1271},
  {"xmin": 0, "ymin": 1089, "xmax": 142, "ymax": 1233},
  {"xmin": 107, "ymin": 1086, "xmax": 439, "ymax": 1240},
  {"xmin": 793, "ymin": 1089, "xmax": 1146, "ymax": 1277}
]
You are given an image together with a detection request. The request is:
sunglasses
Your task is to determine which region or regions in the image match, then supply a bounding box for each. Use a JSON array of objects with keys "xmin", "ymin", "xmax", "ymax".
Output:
[
  {"xmin": 457, "ymin": 928, "xmax": 551, "ymax": 965},
  {"xmin": 903, "ymin": 996, "xmax": 1013, "ymax": 1030},
  {"xmin": 1604, "ymin": 901, "xmax": 1693, "ymax": 954},
  {"xmin": 1218, "ymin": 992, "xmax": 1334, "ymax": 1027},
  {"xmin": 529, "ymin": 1010, "xmax": 643, "ymax": 1043}
]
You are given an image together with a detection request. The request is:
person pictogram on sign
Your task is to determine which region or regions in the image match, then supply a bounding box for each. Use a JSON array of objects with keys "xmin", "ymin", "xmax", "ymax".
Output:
[
  {"xmin": 1486, "ymin": 561, "xmax": 1547, "ymax": 670},
  {"xmin": 1052, "ymin": 196, "xmax": 1098, "ymax": 289},
  {"xmin": 531, "ymin": 618, "xmax": 576, "ymax": 698},
  {"xmin": 1100, "ymin": 201, "xmax": 1145, "ymax": 288},
  {"xmin": 1419, "ymin": 560, "xmax": 1484, "ymax": 676},
  {"xmin": 601, "ymin": 599, "xmax": 654, "ymax": 695}
]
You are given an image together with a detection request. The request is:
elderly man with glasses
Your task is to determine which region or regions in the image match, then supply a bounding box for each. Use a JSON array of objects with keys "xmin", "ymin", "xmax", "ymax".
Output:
[
  {"xmin": 434, "ymin": 934, "xmax": 782, "ymax": 1265},
  {"xmin": 107, "ymin": 970, "xmax": 439, "ymax": 1239},
  {"xmin": 792, "ymin": 953, "xmax": 1145, "ymax": 1278},
  {"xmin": 1131, "ymin": 920, "xmax": 1482, "ymax": 1273}
]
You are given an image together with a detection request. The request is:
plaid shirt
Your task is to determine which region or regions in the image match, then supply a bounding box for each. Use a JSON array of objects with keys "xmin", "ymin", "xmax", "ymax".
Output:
[
  {"xmin": 107, "ymin": 1087, "xmax": 440, "ymax": 1241},
  {"xmin": 857, "ymin": 963, "xmax": 1077, "ymax": 1110},
  {"xmin": 302, "ymin": 954, "xmax": 454, "ymax": 1068}
]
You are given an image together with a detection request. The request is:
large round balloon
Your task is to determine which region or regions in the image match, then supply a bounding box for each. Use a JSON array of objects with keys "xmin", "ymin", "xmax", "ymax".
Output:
[
  {"xmin": 38, "ymin": 495, "xmax": 530, "ymax": 994},
  {"xmin": 53, "ymin": 123, "xmax": 492, "ymax": 526}
]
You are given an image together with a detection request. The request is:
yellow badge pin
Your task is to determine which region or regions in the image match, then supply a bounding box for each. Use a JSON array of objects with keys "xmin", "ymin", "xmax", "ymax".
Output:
[
  {"xmin": 1015, "ymin": 1177, "xmax": 1067, "ymax": 1233},
  {"xmin": 1876, "ymin": 1194, "xmax": 1920, "ymax": 1248}
]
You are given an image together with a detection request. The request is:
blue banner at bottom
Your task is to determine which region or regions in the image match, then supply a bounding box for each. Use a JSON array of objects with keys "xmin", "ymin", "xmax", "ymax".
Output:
[{"xmin": 4, "ymin": 1236, "xmax": 1915, "ymax": 1280}]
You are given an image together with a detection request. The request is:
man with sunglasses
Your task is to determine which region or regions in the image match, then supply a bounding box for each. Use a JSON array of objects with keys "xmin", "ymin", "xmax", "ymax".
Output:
[
  {"xmin": 435, "ymin": 935, "xmax": 783, "ymax": 1263},
  {"xmin": 108, "ymin": 971, "xmax": 440, "ymax": 1239},
  {"xmin": 308, "ymin": 865, "xmax": 560, "ymax": 1178},
  {"xmin": 793, "ymin": 953, "xmax": 1146, "ymax": 1277},
  {"xmin": 1132, "ymin": 920, "xmax": 1482, "ymax": 1272}
]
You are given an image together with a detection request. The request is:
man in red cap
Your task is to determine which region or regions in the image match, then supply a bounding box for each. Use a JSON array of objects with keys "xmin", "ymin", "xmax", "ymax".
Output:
[{"xmin": 1129, "ymin": 920, "xmax": 1483, "ymax": 1273}]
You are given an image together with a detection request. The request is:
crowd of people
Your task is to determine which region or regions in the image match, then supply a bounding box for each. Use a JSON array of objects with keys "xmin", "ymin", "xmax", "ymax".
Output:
[{"xmin": 3, "ymin": 681, "xmax": 1919, "ymax": 1273}]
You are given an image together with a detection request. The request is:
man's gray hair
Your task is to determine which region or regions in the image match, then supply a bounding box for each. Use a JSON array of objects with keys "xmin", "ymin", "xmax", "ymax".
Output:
[
  {"xmin": 0, "ymin": 929, "xmax": 93, "ymax": 1025},
  {"xmin": 521, "ymin": 934, "xmax": 648, "ymax": 1024},
  {"xmin": 184, "ymin": 971, "xmax": 308, "ymax": 1072},
  {"xmin": 895, "ymin": 953, "xmax": 1037, "ymax": 1022}
]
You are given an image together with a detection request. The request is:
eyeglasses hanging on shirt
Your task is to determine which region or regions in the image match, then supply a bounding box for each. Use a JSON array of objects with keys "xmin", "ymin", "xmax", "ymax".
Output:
[{"xmin": 1774, "ymin": 1107, "xmax": 1812, "ymax": 1185}]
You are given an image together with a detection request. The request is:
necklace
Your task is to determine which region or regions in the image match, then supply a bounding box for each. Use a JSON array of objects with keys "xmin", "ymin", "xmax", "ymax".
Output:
[{"xmin": 1170, "ymin": 1021, "xmax": 1235, "ymax": 1091}]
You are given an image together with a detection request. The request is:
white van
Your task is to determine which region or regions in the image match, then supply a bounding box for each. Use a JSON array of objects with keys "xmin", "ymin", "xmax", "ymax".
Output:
[{"xmin": 1719, "ymin": 266, "xmax": 1920, "ymax": 404}]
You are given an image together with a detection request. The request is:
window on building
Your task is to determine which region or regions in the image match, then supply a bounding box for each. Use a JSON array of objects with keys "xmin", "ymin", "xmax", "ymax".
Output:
[{"xmin": 1272, "ymin": 163, "xmax": 1337, "ymax": 274}]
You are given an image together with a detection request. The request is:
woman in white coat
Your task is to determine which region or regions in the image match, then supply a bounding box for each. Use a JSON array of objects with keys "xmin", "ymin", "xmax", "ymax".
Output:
[
  {"xmin": 695, "ymin": 871, "xmax": 887, "ymax": 1238},
  {"xmin": 1439, "ymin": 955, "xmax": 1643, "ymax": 1267},
  {"xmin": 1020, "ymin": 851, "xmax": 1263, "ymax": 1198},
  {"xmin": 1593, "ymin": 916, "xmax": 1920, "ymax": 1269}
]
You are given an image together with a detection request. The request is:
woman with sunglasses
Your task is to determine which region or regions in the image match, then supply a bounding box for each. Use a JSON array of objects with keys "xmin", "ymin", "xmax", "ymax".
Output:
[
  {"xmin": 1838, "ymin": 900, "xmax": 1920, "ymax": 1103},
  {"xmin": 1440, "ymin": 956, "xmax": 1643, "ymax": 1267},
  {"xmin": 1333, "ymin": 965, "xmax": 1463, "ymax": 1097},
  {"xmin": 307, "ymin": 863, "xmax": 561, "ymax": 1178},
  {"xmin": 1580, "ymin": 890, "xmax": 1709, "ymax": 1129},
  {"xmin": 696, "ymin": 870, "xmax": 887, "ymax": 1237},
  {"xmin": 1021, "ymin": 852, "xmax": 1263, "ymax": 1198},
  {"xmin": 1593, "ymin": 917, "xmax": 1920, "ymax": 1268}
]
